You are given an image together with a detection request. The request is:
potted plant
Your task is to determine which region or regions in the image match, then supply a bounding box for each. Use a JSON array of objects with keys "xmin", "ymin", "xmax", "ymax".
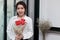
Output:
[{"xmin": 39, "ymin": 20, "xmax": 52, "ymax": 40}]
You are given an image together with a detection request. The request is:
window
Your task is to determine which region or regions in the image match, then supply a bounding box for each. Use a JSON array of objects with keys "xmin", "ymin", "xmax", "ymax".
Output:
[{"xmin": 0, "ymin": 0, "xmax": 4, "ymax": 40}]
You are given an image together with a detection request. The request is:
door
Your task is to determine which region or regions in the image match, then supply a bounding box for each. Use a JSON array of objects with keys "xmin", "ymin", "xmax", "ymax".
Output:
[{"xmin": 34, "ymin": 0, "xmax": 39, "ymax": 40}]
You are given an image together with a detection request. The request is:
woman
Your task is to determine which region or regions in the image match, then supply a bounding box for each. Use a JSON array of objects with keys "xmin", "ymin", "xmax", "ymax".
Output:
[{"xmin": 7, "ymin": 1, "xmax": 33, "ymax": 40}]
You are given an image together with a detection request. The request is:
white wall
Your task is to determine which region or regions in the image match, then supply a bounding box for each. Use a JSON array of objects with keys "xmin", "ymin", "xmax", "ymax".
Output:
[
  {"xmin": 45, "ymin": 32, "xmax": 60, "ymax": 40},
  {"xmin": 39, "ymin": 0, "xmax": 60, "ymax": 40},
  {"xmin": 40, "ymin": 0, "xmax": 60, "ymax": 27}
]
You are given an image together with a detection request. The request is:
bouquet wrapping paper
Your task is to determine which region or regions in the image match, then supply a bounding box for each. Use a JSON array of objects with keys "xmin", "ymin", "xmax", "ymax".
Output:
[{"xmin": 13, "ymin": 18, "xmax": 26, "ymax": 35}]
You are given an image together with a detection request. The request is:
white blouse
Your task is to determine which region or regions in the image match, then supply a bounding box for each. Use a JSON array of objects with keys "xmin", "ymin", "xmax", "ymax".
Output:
[{"xmin": 7, "ymin": 15, "xmax": 33, "ymax": 40}]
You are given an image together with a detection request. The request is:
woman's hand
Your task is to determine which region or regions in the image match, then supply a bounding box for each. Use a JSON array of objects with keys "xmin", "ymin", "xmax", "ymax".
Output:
[{"xmin": 15, "ymin": 34, "xmax": 23, "ymax": 40}]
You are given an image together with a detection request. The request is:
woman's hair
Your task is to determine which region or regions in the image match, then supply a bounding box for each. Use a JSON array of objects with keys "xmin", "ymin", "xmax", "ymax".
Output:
[
  {"xmin": 16, "ymin": 1, "xmax": 27, "ymax": 15},
  {"xmin": 16, "ymin": 1, "xmax": 27, "ymax": 10}
]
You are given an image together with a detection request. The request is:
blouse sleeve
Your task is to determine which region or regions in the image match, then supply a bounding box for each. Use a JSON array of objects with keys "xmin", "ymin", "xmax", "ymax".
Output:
[
  {"xmin": 23, "ymin": 17, "xmax": 34, "ymax": 39},
  {"xmin": 7, "ymin": 18, "xmax": 15, "ymax": 40}
]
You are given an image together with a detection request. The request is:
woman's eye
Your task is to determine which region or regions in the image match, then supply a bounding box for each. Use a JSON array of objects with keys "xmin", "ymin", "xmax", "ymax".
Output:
[
  {"xmin": 21, "ymin": 8, "xmax": 23, "ymax": 9},
  {"xmin": 17, "ymin": 8, "xmax": 20, "ymax": 9}
]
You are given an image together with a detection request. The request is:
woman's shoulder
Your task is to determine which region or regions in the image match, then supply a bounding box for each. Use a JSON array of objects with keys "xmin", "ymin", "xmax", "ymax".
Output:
[
  {"xmin": 25, "ymin": 16, "xmax": 33, "ymax": 24},
  {"xmin": 26, "ymin": 16, "xmax": 32, "ymax": 21}
]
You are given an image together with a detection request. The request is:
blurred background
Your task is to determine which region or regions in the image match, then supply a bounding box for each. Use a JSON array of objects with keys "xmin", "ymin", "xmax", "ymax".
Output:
[
  {"xmin": 39, "ymin": 0, "xmax": 60, "ymax": 40},
  {"xmin": 0, "ymin": 0, "xmax": 39, "ymax": 40},
  {"xmin": 1, "ymin": 0, "xmax": 60, "ymax": 40}
]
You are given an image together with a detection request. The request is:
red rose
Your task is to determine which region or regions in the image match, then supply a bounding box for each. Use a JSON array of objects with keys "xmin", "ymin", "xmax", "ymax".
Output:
[
  {"xmin": 15, "ymin": 19, "xmax": 25, "ymax": 26},
  {"xmin": 21, "ymin": 20, "xmax": 25, "ymax": 25},
  {"xmin": 21, "ymin": 19, "xmax": 25, "ymax": 25},
  {"xmin": 15, "ymin": 20, "xmax": 21, "ymax": 26}
]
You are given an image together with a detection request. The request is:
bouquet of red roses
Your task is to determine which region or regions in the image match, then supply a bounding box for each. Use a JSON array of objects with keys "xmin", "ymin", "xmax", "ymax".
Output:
[{"xmin": 13, "ymin": 18, "xmax": 26, "ymax": 35}]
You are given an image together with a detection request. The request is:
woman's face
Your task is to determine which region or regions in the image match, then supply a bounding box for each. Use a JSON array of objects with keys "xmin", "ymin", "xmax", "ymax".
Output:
[{"xmin": 17, "ymin": 4, "xmax": 25, "ymax": 17}]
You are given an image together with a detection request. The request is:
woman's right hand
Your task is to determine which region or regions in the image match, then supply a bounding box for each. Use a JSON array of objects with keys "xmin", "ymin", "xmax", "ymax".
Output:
[{"xmin": 15, "ymin": 34, "xmax": 23, "ymax": 40}]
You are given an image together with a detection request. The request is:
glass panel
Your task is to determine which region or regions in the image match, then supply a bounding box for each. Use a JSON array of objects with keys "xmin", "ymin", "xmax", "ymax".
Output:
[
  {"xmin": 0, "ymin": 0, "xmax": 4, "ymax": 40},
  {"xmin": 7, "ymin": 0, "xmax": 14, "ymax": 23},
  {"xmin": 7, "ymin": 0, "xmax": 14, "ymax": 40}
]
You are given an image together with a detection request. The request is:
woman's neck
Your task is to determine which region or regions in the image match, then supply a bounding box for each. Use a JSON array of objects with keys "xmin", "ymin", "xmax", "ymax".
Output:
[{"xmin": 18, "ymin": 15, "xmax": 25, "ymax": 18}]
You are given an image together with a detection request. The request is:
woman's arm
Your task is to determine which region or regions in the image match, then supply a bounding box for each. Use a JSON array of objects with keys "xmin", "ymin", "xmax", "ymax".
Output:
[
  {"xmin": 27, "ymin": 18, "xmax": 33, "ymax": 38},
  {"xmin": 24, "ymin": 17, "xmax": 33, "ymax": 39},
  {"xmin": 7, "ymin": 18, "xmax": 15, "ymax": 40}
]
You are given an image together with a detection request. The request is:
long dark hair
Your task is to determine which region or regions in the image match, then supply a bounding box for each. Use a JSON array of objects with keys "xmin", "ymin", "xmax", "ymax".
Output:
[{"xmin": 16, "ymin": 1, "xmax": 27, "ymax": 15}]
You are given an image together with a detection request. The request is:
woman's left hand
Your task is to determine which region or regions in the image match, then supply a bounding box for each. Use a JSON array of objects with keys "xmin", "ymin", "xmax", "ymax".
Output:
[{"xmin": 15, "ymin": 34, "xmax": 23, "ymax": 40}]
